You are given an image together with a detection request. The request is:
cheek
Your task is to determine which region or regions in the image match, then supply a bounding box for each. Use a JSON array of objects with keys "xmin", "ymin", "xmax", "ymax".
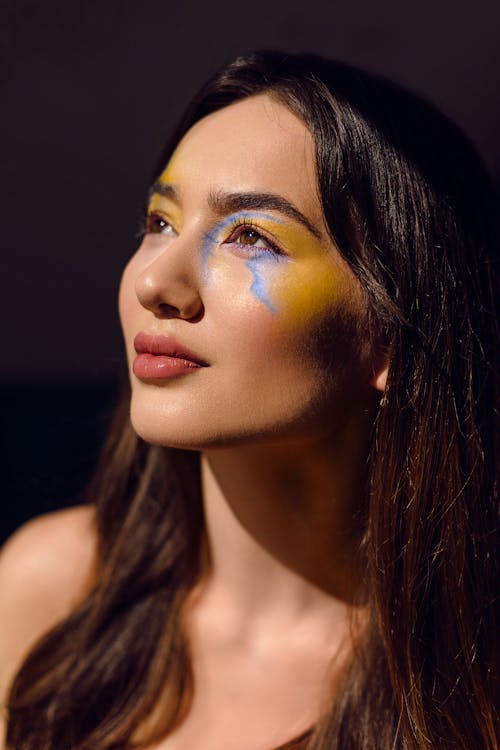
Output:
[
  {"xmin": 206, "ymin": 253, "xmax": 341, "ymax": 325},
  {"xmin": 269, "ymin": 258, "xmax": 353, "ymax": 329},
  {"xmin": 205, "ymin": 250, "xmax": 280, "ymax": 318},
  {"xmin": 207, "ymin": 256, "xmax": 360, "ymax": 355},
  {"xmin": 238, "ymin": 256, "xmax": 281, "ymax": 314},
  {"xmin": 246, "ymin": 259, "xmax": 370, "ymax": 383}
]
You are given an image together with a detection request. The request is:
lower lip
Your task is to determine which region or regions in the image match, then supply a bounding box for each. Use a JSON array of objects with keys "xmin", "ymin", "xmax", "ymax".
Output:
[{"xmin": 133, "ymin": 353, "xmax": 203, "ymax": 380}]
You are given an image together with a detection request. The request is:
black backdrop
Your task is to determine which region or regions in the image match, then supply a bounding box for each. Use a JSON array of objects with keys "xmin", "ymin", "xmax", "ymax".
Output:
[{"xmin": 1, "ymin": 0, "xmax": 499, "ymax": 543}]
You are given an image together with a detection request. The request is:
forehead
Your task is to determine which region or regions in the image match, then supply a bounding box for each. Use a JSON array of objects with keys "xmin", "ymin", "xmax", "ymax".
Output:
[{"xmin": 161, "ymin": 94, "xmax": 321, "ymax": 221}]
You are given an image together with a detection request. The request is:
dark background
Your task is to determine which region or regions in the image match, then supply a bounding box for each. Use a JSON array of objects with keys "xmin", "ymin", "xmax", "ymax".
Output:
[{"xmin": 1, "ymin": 0, "xmax": 499, "ymax": 543}]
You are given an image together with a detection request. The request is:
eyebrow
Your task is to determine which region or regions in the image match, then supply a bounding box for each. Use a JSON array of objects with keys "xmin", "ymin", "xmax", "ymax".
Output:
[
  {"xmin": 150, "ymin": 181, "xmax": 177, "ymax": 202},
  {"xmin": 150, "ymin": 182, "xmax": 322, "ymax": 240}
]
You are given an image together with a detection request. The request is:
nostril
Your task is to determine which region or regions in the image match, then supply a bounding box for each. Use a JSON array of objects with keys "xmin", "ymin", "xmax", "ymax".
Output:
[
  {"xmin": 185, "ymin": 306, "xmax": 205, "ymax": 324},
  {"xmin": 155, "ymin": 301, "xmax": 205, "ymax": 323},
  {"xmin": 155, "ymin": 302, "xmax": 182, "ymax": 319}
]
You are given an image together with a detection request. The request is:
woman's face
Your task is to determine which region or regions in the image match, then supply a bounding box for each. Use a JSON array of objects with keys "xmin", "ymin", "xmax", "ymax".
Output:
[{"xmin": 119, "ymin": 94, "xmax": 377, "ymax": 449}]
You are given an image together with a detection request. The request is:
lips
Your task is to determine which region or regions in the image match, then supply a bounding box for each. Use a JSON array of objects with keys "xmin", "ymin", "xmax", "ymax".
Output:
[{"xmin": 132, "ymin": 331, "xmax": 208, "ymax": 380}]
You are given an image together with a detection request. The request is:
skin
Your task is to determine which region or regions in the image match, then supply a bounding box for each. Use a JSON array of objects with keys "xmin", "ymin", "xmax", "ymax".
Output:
[{"xmin": 119, "ymin": 95, "xmax": 387, "ymax": 749}]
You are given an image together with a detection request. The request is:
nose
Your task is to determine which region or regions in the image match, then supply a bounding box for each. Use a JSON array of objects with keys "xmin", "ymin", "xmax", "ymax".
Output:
[{"xmin": 134, "ymin": 238, "xmax": 204, "ymax": 321}]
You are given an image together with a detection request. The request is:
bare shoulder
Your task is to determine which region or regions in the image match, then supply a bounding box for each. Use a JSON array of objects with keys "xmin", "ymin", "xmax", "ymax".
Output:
[
  {"xmin": 0, "ymin": 505, "xmax": 97, "ymax": 704},
  {"xmin": 0, "ymin": 504, "xmax": 97, "ymax": 605}
]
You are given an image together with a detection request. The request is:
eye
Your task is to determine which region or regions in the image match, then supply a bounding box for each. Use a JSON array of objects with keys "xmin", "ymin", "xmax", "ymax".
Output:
[
  {"xmin": 146, "ymin": 212, "xmax": 177, "ymax": 236},
  {"xmin": 234, "ymin": 228, "xmax": 270, "ymax": 248},
  {"xmin": 225, "ymin": 222, "xmax": 284, "ymax": 258}
]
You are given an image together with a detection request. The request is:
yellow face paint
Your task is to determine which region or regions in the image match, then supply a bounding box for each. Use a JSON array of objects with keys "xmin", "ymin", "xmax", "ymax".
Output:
[
  {"xmin": 275, "ymin": 255, "xmax": 349, "ymax": 326},
  {"xmin": 238, "ymin": 219, "xmax": 355, "ymax": 327}
]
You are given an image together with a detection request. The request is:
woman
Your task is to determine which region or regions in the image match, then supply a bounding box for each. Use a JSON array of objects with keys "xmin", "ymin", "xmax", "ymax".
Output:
[{"xmin": 0, "ymin": 51, "xmax": 498, "ymax": 749}]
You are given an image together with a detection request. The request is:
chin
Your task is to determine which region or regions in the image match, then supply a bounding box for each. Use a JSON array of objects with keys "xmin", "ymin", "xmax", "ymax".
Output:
[
  {"xmin": 129, "ymin": 399, "xmax": 221, "ymax": 450},
  {"xmin": 130, "ymin": 404, "xmax": 197, "ymax": 450},
  {"xmin": 130, "ymin": 398, "xmax": 267, "ymax": 451}
]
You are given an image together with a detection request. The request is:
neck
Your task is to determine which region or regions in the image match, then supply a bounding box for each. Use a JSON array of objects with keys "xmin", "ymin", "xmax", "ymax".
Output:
[{"xmin": 197, "ymin": 409, "xmax": 371, "ymax": 631}]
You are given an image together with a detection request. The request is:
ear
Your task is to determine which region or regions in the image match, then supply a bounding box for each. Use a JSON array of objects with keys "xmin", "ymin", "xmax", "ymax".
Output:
[
  {"xmin": 370, "ymin": 364, "xmax": 388, "ymax": 393},
  {"xmin": 369, "ymin": 335, "xmax": 390, "ymax": 393}
]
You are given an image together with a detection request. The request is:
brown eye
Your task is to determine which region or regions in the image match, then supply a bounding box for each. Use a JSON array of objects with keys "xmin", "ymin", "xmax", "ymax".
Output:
[
  {"xmin": 146, "ymin": 213, "xmax": 176, "ymax": 236},
  {"xmin": 238, "ymin": 229, "xmax": 261, "ymax": 245},
  {"xmin": 232, "ymin": 228, "xmax": 273, "ymax": 249},
  {"xmin": 224, "ymin": 222, "xmax": 284, "ymax": 258}
]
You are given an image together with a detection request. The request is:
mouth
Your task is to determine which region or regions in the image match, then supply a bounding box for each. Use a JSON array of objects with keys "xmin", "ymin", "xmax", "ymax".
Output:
[{"xmin": 132, "ymin": 331, "xmax": 209, "ymax": 380}]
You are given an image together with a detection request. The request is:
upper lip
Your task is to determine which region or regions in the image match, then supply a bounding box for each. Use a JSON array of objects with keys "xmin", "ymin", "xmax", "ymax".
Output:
[{"xmin": 133, "ymin": 331, "xmax": 209, "ymax": 366}]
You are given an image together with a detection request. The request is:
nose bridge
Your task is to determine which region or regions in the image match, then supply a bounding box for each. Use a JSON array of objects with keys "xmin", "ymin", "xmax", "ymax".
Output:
[{"xmin": 135, "ymin": 226, "xmax": 204, "ymax": 319}]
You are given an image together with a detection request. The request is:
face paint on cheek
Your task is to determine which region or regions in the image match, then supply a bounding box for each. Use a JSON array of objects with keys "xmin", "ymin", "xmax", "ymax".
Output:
[
  {"xmin": 255, "ymin": 222, "xmax": 357, "ymax": 328},
  {"xmin": 245, "ymin": 257, "xmax": 279, "ymax": 314},
  {"xmin": 271, "ymin": 257, "xmax": 353, "ymax": 329}
]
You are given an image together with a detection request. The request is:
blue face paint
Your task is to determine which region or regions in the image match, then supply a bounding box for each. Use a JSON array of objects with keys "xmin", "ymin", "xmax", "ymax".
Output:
[
  {"xmin": 201, "ymin": 211, "xmax": 284, "ymax": 313},
  {"xmin": 200, "ymin": 228, "xmax": 219, "ymax": 272},
  {"xmin": 245, "ymin": 257, "xmax": 278, "ymax": 313}
]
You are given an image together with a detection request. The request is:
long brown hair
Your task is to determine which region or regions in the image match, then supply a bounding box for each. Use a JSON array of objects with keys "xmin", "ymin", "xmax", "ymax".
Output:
[{"xmin": 7, "ymin": 52, "xmax": 499, "ymax": 749}]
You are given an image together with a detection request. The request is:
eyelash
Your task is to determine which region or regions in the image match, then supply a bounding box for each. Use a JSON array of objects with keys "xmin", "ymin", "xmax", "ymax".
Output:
[
  {"xmin": 224, "ymin": 218, "xmax": 284, "ymax": 258},
  {"xmin": 140, "ymin": 212, "xmax": 285, "ymax": 259}
]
